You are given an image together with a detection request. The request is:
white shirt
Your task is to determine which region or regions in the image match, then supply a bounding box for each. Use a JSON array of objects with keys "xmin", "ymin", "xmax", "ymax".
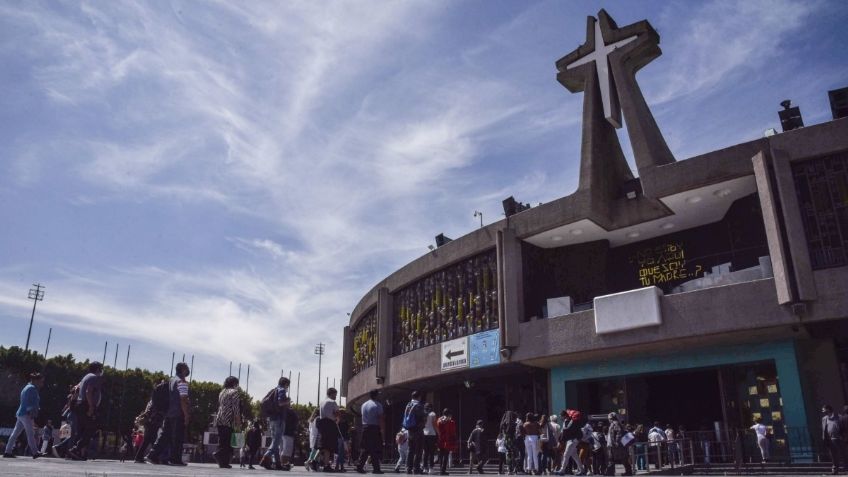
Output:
[
  {"xmin": 751, "ymin": 423, "xmax": 767, "ymax": 437},
  {"xmin": 424, "ymin": 412, "xmax": 437, "ymax": 436},
  {"xmin": 665, "ymin": 428, "xmax": 675, "ymax": 441},
  {"xmin": 581, "ymin": 423, "xmax": 594, "ymax": 443}
]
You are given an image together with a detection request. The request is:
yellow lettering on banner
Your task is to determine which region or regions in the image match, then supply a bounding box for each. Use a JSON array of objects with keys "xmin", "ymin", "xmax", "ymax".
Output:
[{"xmin": 632, "ymin": 242, "xmax": 704, "ymax": 287}]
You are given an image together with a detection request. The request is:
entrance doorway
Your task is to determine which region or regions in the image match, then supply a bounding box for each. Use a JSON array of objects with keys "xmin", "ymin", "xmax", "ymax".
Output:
[{"xmin": 565, "ymin": 361, "xmax": 784, "ymax": 434}]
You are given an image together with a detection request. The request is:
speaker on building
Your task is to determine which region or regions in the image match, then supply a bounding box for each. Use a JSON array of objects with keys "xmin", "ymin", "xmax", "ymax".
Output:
[
  {"xmin": 778, "ymin": 100, "xmax": 804, "ymax": 132},
  {"xmin": 435, "ymin": 233, "xmax": 452, "ymax": 247},
  {"xmin": 829, "ymin": 87, "xmax": 848, "ymax": 120}
]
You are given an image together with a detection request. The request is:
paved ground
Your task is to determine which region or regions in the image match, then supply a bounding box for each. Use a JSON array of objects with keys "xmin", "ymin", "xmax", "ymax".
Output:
[
  {"xmin": 0, "ymin": 459, "xmax": 835, "ymax": 477},
  {"xmin": 0, "ymin": 457, "xmax": 308, "ymax": 476}
]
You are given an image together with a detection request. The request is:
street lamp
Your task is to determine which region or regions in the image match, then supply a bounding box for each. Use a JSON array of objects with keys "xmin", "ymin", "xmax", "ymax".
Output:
[
  {"xmin": 473, "ymin": 211, "xmax": 483, "ymax": 228},
  {"xmin": 25, "ymin": 283, "xmax": 45, "ymax": 352},
  {"xmin": 315, "ymin": 343, "xmax": 325, "ymax": 405}
]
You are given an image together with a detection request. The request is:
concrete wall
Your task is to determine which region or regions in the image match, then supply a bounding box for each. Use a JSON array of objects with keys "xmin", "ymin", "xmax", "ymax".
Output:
[{"xmin": 344, "ymin": 118, "xmax": 848, "ymax": 404}]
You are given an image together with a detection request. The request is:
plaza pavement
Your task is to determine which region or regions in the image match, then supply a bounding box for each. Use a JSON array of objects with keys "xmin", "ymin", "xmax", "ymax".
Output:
[{"xmin": 0, "ymin": 457, "xmax": 307, "ymax": 476}]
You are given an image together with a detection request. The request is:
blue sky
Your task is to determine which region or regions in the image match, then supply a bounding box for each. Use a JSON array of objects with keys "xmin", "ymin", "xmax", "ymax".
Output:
[{"xmin": 1, "ymin": 0, "xmax": 846, "ymax": 402}]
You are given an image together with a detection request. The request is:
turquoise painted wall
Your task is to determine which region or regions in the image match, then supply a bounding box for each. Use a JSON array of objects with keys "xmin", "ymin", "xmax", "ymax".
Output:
[{"xmin": 549, "ymin": 340, "xmax": 808, "ymax": 431}]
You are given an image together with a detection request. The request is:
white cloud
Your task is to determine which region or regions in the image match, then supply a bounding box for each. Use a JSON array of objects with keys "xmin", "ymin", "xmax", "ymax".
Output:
[{"xmin": 649, "ymin": 0, "xmax": 821, "ymax": 104}]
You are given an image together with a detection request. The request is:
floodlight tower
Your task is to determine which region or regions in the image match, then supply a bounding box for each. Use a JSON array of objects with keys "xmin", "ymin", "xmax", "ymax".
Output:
[
  {"xmin": 315, "ymin": 343, "xmax": 325, "ymax": 405},
  {"xmin": 25, "ymin": 283, "xmax": 45, "ymax": 352}
]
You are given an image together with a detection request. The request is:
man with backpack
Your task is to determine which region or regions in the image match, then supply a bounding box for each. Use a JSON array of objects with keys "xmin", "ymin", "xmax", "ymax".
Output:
[
  {"xmin": 260, "ymin": 377, "xmax": 291, "ymax": 469},
  {"xmin": 147, "ymin": 362, "xmax": 191, "ymax": 466},
  {"xmin": 133, "ymin": 379, "xmax": 169, "ymax": 463},
  {"xmin": 67, "ymin": 362, "xmax": 104, "ymax": 461},
  {"xmin": 557, "ymin": 410, "xmax": 585, "ymax": 476},
  {"xmin": 402, "ymin": 390, "xmax": 427, "ymax": 474}
]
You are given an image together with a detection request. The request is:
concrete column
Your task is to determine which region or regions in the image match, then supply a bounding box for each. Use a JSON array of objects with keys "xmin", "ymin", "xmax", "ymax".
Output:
[
  {"xmin": 341, "ymin": 326, "xmax": 352, "ymax": 398},
  {"xmin": 497, "ymin": 228, "xmax": 523, "ymax": 351},
  {"xmin": 752, "ymin": 151, "xmax": 794, "ymax": 305},
  {"xmin": 376, "ymin": 287, "xmax": 392, "ymax": 383},
  {"xmin": 604, "ymin": 15, "xmax": 675, "ymax": 180},
  {"xmin": 770, "ymin": 147, "xmax": 817, "ymax": 301}
]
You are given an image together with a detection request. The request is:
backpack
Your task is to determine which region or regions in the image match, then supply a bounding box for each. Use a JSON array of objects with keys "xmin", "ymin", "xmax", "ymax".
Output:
[
  {"xmin": 402, "ymin": 402, "xmax": 420, "ymax": 430},
  {"xmin": 152, "ymin": 380, "xmax": 171, "ymax": 413},
  {"xmin": 260, "ymin": 388, "xmax": 278, "ymax": 418}
]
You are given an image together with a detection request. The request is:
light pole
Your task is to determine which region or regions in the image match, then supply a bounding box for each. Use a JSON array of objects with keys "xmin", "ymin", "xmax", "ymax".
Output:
[
  {"xmin": 315, "ymin": 343, "xmax": 325, "ymax": 405},
  {"xmin": 473, "ymin": 211, "xmax": 483, "ymax": 228},
  {"xmin": 25, "ymin": 283, "xmax": 45, "ymax": 352}
]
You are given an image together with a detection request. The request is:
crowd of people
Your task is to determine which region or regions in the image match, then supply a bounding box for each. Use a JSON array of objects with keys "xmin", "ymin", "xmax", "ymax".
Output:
[{"xmin": 5, "ymin": 369, "xmax": 848, "ymax": 476}]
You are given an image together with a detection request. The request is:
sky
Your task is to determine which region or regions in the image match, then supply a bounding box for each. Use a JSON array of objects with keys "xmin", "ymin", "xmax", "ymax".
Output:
[{"xmin": 1, "ymin": 0, "xmax": 847, "ymax": 405}]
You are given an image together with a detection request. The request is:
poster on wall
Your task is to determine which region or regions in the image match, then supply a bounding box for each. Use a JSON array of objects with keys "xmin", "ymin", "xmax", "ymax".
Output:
[
  {"xmin": 469, "ymin": 329, "xmax": 500, "ymax": 368},
  {"xmin": 441, "ymin": 337, "xmax": 468, "ymax": 372}
]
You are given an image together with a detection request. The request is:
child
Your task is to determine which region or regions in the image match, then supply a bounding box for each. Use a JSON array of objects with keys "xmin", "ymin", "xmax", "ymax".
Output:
[
  {"xmin": 496, "ymin": 432, "xmax": 507, "ymax": 475},
  {"xmin": 467, "ymin": 420, "xmax": 485, "ymax": 474},
  {"xmin": 305, "ymin": 409, "xmax": 321, "ymax": 471},
  {"xmin": 395, "ymin": 428, "xmax": 409, "ymax": 473}
]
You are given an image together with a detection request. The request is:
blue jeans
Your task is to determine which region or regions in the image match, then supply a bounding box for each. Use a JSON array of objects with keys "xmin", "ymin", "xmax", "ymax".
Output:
[
  {"xmin": 264, "ymin": 418, "xmax": 285, "ymax": 463},
  {"xmin": 337, "ymin": 437, "xmax": 346, "ymax": 466},
  {"xmin": 5, "ymin": 415, "xmax": 39, "ymax": 455}
]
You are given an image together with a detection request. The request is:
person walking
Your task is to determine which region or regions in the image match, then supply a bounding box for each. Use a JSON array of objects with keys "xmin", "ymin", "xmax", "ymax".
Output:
[
  {"xmin": 68, "ymin": 362, "xmax": 104, "ymax": 461},
  {"xmin": 245, "ymin": 421, "xmax": 263, "ymax": 470},
  {"xmin": 424, "ymin": 404, "xmax": 438, "ymax": 474},
  {"xmin": 437, "ymin": 409, "xmax": 458, "ymax": 476},
  {"xmin": 40, "ymin": 419, "xmax": 54, "ymax": 455},
  {"xmin": 318, "ymin": 388, "xmax": 341, "ymax": 472},
  {"xmin": 523, "ymin": 413, "xmax": 540, "ymax": 475},
  {"xmin": 261, "ymin": 377, "xmax": 291, "ymax": 470},
  {"xmin": 133, "ymin": 380, "xmax": 167, "ymax": 464},
  {"xmin": 213, "ymin": 376, "xmax": 241, "ymax": 469},
  {"xmin": 591, "ymin": 424, "xmax": 607, "ymax": 477},
  {"xmin": 823, "ymin": 405, "xmax": 845, "ymax": 475},
  {"xmin": 539, "ymin": 415, "xmax": 553, "ymax": 474},
  {"xmin": 558, "ymin": 410, "xmax": 585, "ymax": 476},
  {"xmin": 305, "ymin": 409, "xmax": 321, "ymax": 471},
  {"xmin": 281, "ymin": 408, "xmax": 299, "ymax": 471},
  {"xmin": 52, "ymin": 385, "xmax": 79, "ymax": 458},
  {"xmin": 3, "ymin": 372, "xmax": 45, "ymax": 459},
  {"xmin": 499, "ymin": 412, "xmax": 518, "ymax": 475},
  {"xmin": 356, "ymin": 389, "xmax": 385, "ymax": 474},
  {"xmin": 337, "ymin": 410, "xmax": 351, "ymax": 472},
  {"xmin": 147, "ymin": 362, "xmax": 191, "ymax": 466},
  {"xmin": 496, "ymin": 433, "xmax": 508, "ymax": 475},
  {"xmin": 402, "ymin": 390, "xmax": 428, "ymax": 474},
  {"xmin": 467, "ymin": 420, "xmax": 486, "ymax": 474},
  {"xmin": 607, "ymin": 413, "xmax": 632, "ymax": 476},
  {"xmin": 633, "ymin": 424, "xmax": 647, "ymax": 471},
  {"xmin": 750, "ymin": 418, "xmax": 769, "ymax": 463},
  {"xmin": 396, "ymin": 428, "xmax": 411, "ymax": 473}
]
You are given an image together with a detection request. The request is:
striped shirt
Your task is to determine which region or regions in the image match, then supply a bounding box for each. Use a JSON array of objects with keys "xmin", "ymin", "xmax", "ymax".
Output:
[{"xmin": 215, "ymin": 388, "xmax": 241, "ymax": 428}]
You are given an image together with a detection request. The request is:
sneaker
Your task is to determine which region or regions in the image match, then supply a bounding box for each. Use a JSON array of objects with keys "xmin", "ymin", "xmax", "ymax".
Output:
[
  {"xmin": 2, "ymin": 454, "xmax": 16, "ymax": 459},
  {"xmin": 356, "ymin": 466, "xmax": 367, "ymax": 474},
  {"xmin": 146, "ymin": 454, "xmax": 161, "ymax": 465},
  {"xmin": 373, "ymin": 470, "xmax": 385, "ymax": 474},
  {"xmin": 168, "ymin": 460, "xmax": 187, "ymax": 466},
  {"xmin": 32, "ymin": 452, "xmax": 44, "ymax": 460},
  {"xmin": 134, "ymin": 458, "xmax": 146, "ymax": 464}
]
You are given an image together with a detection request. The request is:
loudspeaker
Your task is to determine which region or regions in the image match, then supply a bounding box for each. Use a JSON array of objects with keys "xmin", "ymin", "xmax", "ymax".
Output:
[
  {"xmin": 829, "ymin": 87, "xmax": 848, "ymax": 120},
  {"xmin": 435, "ymin": 233, "xmax": 452, "ymax": 247},
  {"xmin": 778, "ymin": 100, "xmax": 804, "ymax": 132}
]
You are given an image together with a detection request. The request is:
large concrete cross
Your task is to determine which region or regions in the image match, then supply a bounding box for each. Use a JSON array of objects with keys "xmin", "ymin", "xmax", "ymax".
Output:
[
  {"xmin": 564, "ymin": 18, "xmax": 637, "ymax": 128},
  {"xmin": 556, "ymin": 9, "xmax": 675, "ymax": 188}
]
